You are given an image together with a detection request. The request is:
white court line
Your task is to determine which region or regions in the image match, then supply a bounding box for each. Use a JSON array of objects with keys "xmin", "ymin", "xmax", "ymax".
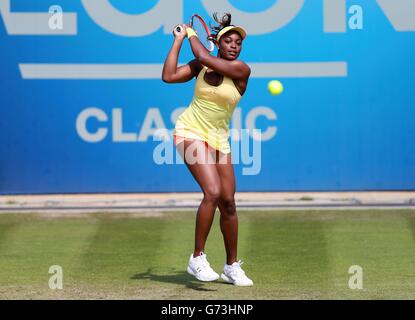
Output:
[{"xmin": 19, "ymin": 62, "xmax": 348, "ymax": 79}]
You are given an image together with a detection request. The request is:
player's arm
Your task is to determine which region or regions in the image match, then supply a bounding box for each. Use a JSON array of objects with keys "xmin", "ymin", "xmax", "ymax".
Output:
[
  {"xmin": 188, "ymin": 35, "xmax": 250, "ymax": 80},
  {"xmin": 162, "ymin": 58, "xmax": 200, "ymax": 83},
  {"xmin": 162, "ymin": 25, "xmax": 201, "ymax": 83}
]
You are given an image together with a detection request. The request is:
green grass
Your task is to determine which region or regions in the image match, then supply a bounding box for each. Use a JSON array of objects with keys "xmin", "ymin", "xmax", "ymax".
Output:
[{"xmin": 0, "ymin": 209, "xmax": 415, "ymax": 299}]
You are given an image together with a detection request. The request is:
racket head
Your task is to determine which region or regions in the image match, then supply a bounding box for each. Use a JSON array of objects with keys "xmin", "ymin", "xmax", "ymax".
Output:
[{"xmin": 189, "ymin": 14, "xmax": 215, "ymax": 52}]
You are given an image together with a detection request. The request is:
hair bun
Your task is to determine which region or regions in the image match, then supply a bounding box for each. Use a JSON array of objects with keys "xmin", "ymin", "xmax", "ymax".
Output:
[{"xmin": 210, "ymin": 12, "xmax": 233, "ymax": 43}]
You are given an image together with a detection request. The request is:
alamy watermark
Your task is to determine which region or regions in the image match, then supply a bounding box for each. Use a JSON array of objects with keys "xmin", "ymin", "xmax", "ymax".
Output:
[
  {"xmin": 348, "ymin": 5, "xmax": 364, "ymax": 30},
  {"xmin": 48, "ymin": 5, "xmax": 63, "ymax": 30},
  {"xmin": 48, "ymin": 265, "xmax": 63, "ymax": 290},
  {"xmin": 348, "ymin": 265, "xmax": 363, "ymax": 290},
  {"xmin": 152, "ymin": 128, "xmax": 263, "ymax": 176}
]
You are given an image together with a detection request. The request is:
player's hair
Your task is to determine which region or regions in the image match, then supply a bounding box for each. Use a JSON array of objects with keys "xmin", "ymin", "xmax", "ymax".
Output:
[{"xmin": 210, "ymin": 12, "xmax": 232, "ymax": 43}]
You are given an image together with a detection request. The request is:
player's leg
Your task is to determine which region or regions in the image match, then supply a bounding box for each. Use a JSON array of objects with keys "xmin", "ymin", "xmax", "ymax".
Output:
[
  {"xmin": 180, "ymin": 139, "xmax": 221, "ymax": 256},
  {"xmin": 215, "ymin": 152, "xmax": 238, "ymax": 264},
  {"xmin": 176, "ymin": 138, "xmax": 221, "ymax": 281},
  {"xmin": 216, "ymin": 152, "xmax": 253, "ymax": 286}
]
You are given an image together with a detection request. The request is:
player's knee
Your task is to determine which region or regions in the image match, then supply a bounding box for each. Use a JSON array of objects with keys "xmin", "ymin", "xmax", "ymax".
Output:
[
  {"xmin": 203, "ymin": 186, "xmax": 221, "ymax": 204},
  {"xmin": 220, "ymin": 195, "xmax": 236, "ymax": 216}
]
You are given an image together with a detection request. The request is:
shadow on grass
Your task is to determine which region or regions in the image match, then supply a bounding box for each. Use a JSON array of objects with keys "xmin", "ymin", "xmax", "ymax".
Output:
[{"xmin": 131, "ymin": 268, "xmax": 218, "ymax": 292}]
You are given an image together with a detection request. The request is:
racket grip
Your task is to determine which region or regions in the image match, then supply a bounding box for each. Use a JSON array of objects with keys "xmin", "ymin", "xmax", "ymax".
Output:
[{"xmin": 176, "ymin": 26, "xmax": 183, "ymax": 33}]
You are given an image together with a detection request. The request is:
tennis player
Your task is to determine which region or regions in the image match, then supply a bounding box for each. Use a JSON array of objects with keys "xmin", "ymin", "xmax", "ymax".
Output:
[{"xmin": 162, "ymin": 13, "xmax": 253, "ymax": 286}]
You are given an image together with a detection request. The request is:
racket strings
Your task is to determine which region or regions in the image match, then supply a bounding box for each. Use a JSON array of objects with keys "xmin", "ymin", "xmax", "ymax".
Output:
[{"xmin": 191, "ymin": 17, "xmax": 214, "ymax": 51}]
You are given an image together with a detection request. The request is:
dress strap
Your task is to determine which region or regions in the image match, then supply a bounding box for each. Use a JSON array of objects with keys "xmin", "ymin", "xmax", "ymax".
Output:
[{"xmin": 197, "ymin": 65, "xmax": 208, "ymax": 80}]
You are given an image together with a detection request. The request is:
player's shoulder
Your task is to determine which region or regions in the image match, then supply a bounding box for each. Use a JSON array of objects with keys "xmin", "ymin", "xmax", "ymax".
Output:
[
  {"xmin": 235, "ymin": 60, "xmax": 251, "ymax": 73},
  {"xmin": 241, "ymin": 60, "xmax": 251, "ymax": 71},
  {"xmin": 235, "ymin": 60, "xmax": 251, "ymax": 79}
]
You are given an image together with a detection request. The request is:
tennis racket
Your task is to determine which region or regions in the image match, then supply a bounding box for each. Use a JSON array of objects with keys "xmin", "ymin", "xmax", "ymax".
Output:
[{"xmin": 176, "ymin": 14, "xmax": 215, "ymax": 52}]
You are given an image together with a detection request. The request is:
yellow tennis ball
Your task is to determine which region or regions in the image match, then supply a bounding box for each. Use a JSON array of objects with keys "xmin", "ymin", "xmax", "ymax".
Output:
[{"xmin": 268, "ymin": 80, "xmax": 284, "ymax": 95}]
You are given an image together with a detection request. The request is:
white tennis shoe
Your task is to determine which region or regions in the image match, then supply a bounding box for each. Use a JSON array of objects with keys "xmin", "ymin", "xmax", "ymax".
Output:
[
  {"xmin": 221, "ymin": 260, "xmax": 254, "ymax": 286},
  {"xmin": 187, "ymin": 252, "xmax": 220, "ymax": 282}
]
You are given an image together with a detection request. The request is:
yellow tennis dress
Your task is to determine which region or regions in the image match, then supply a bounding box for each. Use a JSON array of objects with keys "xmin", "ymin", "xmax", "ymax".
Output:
[{"xmin": 174, "ymin": 66, "xmax": 242, "ymax": 154}]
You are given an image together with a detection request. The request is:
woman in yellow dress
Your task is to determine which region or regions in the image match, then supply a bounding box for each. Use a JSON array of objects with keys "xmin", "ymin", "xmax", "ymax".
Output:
[{"xmin": 162, "ymin": 13, "xmax": 253, "ymax": 286}]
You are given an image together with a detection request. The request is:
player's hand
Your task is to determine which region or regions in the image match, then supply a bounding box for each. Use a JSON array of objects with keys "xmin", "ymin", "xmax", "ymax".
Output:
[{"xmin": 173, "ymin": 24, "xmax": 187, "ymax": 39}]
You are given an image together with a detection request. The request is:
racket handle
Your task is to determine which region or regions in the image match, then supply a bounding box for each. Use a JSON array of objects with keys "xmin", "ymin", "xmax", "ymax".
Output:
[{"xmin": 176, "ymin": 26, "xmax": 183, "ymax": 33}]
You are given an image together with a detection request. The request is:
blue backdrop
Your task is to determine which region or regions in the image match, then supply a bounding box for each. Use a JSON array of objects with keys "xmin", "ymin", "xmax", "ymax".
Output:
[{"xmin": 1, "ymin": 0, "xmax": 414, "ymax": 194}]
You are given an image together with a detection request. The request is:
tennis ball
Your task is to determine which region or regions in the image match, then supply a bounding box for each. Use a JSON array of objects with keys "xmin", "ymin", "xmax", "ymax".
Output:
[{"xmin": 268, "ymin": 80, "xmax": 284, "ymax": 95}]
